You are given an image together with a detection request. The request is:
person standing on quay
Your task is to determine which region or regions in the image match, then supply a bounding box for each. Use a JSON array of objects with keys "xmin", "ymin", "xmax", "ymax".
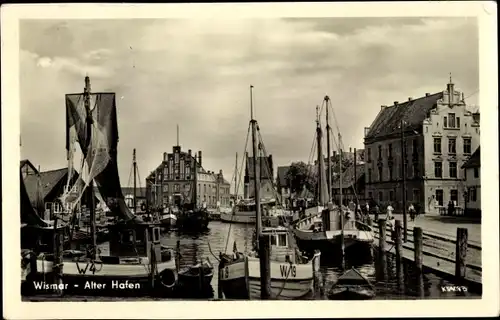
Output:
[{"xmin": 386, "ymin": 203, "xmax": 395, "ymax": 232}]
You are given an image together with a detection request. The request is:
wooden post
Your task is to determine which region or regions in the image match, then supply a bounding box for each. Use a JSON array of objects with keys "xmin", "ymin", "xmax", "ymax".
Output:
[
  {"xmin": 394, "ymin": 220, "xmax": 404, "ymax": 292},
  {"xmin": 199, "ymin": 260, "xmax": 205, "ymax": 293},
  {"xmin": 175, "ymin": 240, "xmax": 181, "ymax": 273},
  {"xmin": 217, "ymin": 253, "xmax": 224, "ymax": 300},
  {"xmin": 378, "ymin": 219, "xmax": 386, "ymax": 252},
  {"xmin": 244, "ymin": 255, "xmax": 250, "ymax": 299},
  {"xmin": 414, "ymin": 227, "xmax": 424, "ymax": 297},
  {"xmin": 312, "ymin": 250, "xmax": 322, "ymax": 298},
  {"xmin": 258, "ymin": 234, "xmax": 271, "ymax": 300},
  {"xmin": 455, "ymin": 228, "xmax": 468, "ymax": 280}
]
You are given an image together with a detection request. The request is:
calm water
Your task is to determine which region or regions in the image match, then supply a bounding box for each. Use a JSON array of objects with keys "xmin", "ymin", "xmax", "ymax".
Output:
[{"xmin": 24, "ymin": 221, "xmax": 481, "ymax": 301}]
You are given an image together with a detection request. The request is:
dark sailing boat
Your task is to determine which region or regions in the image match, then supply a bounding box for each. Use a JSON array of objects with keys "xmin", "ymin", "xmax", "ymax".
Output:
[
  {"xmin": 291, "ymin": 97, "xmax": 374, "ymax": 261},
  {"xmin": 21, "ymin": 76, "xmax": 178, "ymax": 297}
]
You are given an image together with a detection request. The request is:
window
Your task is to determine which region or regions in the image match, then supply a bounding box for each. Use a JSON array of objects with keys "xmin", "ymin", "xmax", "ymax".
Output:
[
  {"xmin": 389, "ymin": 165, "xmax": 393, "ymax": 181},
  {"xmin": 450, "ymin": 189, "xmax": 458, "ymax": 205},
  {"xmin": 368, "ymin": 192, "xmax": 373, "ymax": 200},
  {"xmin": 436, "ymin": 189, "xmax": 444, "ymax": 206},
  {"xmin": 367, "ymin": 148, "xmax": 371, "ymax": 162},
  {"xmin": 474, "ymin": 167, "xmax": 479, "ymax": 178},
  {"xmin": 389, "ymin": 191, "xmax": 394, "ymax": 202},
  {"xmin": 277, "ymin": 234, "xmax": 287, "ymax": 247},
  {"xmin": 448, "ymin": 113, "xmax": 456, "ymax": 128},
  {"xmin": 449, "ymin": 161, "xmax": 457, "ymax": 178},
  {"xmin": 412, "ymin": 189, "xmax": 420, "ymax": 203},
  {"xmin": 412, "ymin": 139, "xmax": 417, "ymax": 154},
  {"xmin": 368, "ymin": 169, "xmax": 372, "ymax": 183},
  {"xmin": 470, "ymin": 188, "xmax": 477, "ymax": 202},
  {"xmin": 434, "ymin": 161, "xmax": 442, "ymax": 178},
  {"xmin": 378, "ymin": 191, "xmax": 383, "ymax": 202},
  {"xmin": 163, "ymin": 167, "xmax": 168, "ymax": 177},
  {"xmin": 434, "ymin": 138, "xmax": 442, "ymax": 154},
  {"xmin": 412, "ymin": 163, "xmax": 419, "ymax": 177},
  {"xmin": 463, "ymin": 138, "xmax": 471, "ymax": 154},
  {"xmin": 204, "ymin": 184, "xmax": 207, "ymax": 193},
  {"xmin": 185, "ymin": 166, "xmax": 191, "ymax": 175},
  {"xmin": 388, "ymin": 144, "xmax": 392, "ymax": 158},
  {"xmin": 448, "ymin": 138, "xmax": 456, "ymax": 154},
  {"xmin": 456, "ymin": 117, "xmax": 460, "ymax": 128},
  {"xmin": 378, "ymin": 167, "xmax": 383, "ymax": 182},
  {"xmin": 443, "ymin": 116, "xmax": 448, "ymax": 128},
  {"xmin": 174, "ymin": 153, "xmax": 179, "ymax": 164},
  {"xmin": 270, "ymin": 236, "xmax": 277, "ymax": 245},
  {"xmin": 174, "ymin": 184, "xmax": 180, "ymax": 192},
  {"xmin": 163, "ymin": 184, "xmax": 169, "ymax": 193},
  {"xmin": 378, "ymin": 145, "xmax": 382, "ymax": 159},
  {"xmin": 184, "ymin": 184, "xmax": 191, "ymax": 191}
]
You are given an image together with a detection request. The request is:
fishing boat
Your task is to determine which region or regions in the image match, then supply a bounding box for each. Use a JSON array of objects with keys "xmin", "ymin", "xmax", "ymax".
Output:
[
  {"xmin": 159, "ymin": 207, "xmax": 178, "ymax": 228},
  {"xmin": 292, "ymin": 97, "xmax": 374, "ymax": 261},
  {"xmin": 328, "ymin": 267, "xmax": 375, "ymax": 300},
  {"xmin": 218, "ymin": 85, "xmax": 321, "ymax": 300},
  {"xmin": 178, "ymin": 257, "xmax": 214, "ymax": 292},
  {"xmin": 21, "ymin": 76, "xmax": 178, "ymax": 297},
  {"xmin": 220, "ymin": 198, "xmax": 288, "ymax": 225}
]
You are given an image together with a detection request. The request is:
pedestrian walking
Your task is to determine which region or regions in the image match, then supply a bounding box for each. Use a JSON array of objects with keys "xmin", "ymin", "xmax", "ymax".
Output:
[
  {"xmin": 409, "ymin": 203, "xmax": 416, "ymax": 221},
  {"xmin": 386, "ymin": 203, "xmax": 395, "ymax": 232},
  {"xmin": 447, "ymin": 200, "xmax": 455, "ymax": 216},
  {"xmin": 373, "ymin": 204, "xmax": 380, "ymax": 222}
]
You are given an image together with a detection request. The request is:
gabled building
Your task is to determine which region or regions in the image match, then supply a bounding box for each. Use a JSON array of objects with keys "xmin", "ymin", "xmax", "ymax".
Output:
[
  {"xmin": 364, "ymin": 79, "xmax": 480, "ymax": 214},
  {"xmin": 23, "ymin": 166, "xmax": 79, "ymax": 220},
  {"xmin": 276, "ymin": 166, "xmax": 291, "ymax": 203},
  {"xmin": 331, "ymin": 163, "xmax": 365, "ymax": 205},
  {"xmin": 462, "ymin": 146, "xmax": 481, "ymax": 216},
  {"xmin": 20, "ymin": 159, "xmax": 38, "ymax": 178},
  {"xmin": 145, "ymin": 145, "xmax": 231, "ymax": 209}
]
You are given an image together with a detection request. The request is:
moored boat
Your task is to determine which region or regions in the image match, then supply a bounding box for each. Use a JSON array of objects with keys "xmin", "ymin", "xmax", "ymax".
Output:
[
  {"xmin": 328, "ymin": 267, "xmax": 375, "ymax": 300},
  {"xmin": 178, "ymin": 257, "xmax": 214, "ymax": 292}
]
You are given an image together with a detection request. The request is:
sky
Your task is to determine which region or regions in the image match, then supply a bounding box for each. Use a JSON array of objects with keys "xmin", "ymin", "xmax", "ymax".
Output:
[{"xmin": 19, "ymin": 17, "xmax": 479, "ymax": 192}]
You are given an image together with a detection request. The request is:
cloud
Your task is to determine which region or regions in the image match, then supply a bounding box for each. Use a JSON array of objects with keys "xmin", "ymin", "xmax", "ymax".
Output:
[{"xmin": 19, "ymin": 17, "xmax": 479, "ymax": 192}]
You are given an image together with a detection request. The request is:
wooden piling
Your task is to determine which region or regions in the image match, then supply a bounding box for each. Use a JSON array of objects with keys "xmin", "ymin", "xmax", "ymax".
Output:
[
  {"xmin": 217, "ymin": 254, "xmax": 224, "ymax": 300},
  {"xmin": 175, "ymin": 240, "xmax": 181, "ymax": 273},
  {"xmin": 199, "ymin": 260, "xmax": 205, "ymax": 293},
  {"xmin": 244, "ymin": 255, "xmax": 250, "ymax": 298},
  {"xmin": 52, "ymin": 211, "xmax": 64, "ymax": 296},
  {"xmin": 378, "ymin": 219, "xmax": 386, "ymax": 252},
  {"xmin": 258, "ymin": 234, "xmax": 271, "ymax": 300},
  {"xmin": 414, "ymin": 227, "xmax": 424, "ymax": 297},
  {"xmin": 312, "ymin": 250, "xmax": 322, "ymax": 298},
  {"xmin": 395, "ymin": 220, "xmax": 404, "ymax": 291},
  {"xmin": 455, "ymin": 228, "xmax": 468, "ymax": 280}
]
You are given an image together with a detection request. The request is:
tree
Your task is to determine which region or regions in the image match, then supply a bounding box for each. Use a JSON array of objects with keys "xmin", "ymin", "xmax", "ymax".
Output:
[{"xmin": 285, "ymin": 161, "xmax": 317, "ymax": 195}]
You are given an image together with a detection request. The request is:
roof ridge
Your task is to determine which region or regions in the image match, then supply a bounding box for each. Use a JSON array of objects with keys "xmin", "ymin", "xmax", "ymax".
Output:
[{"xmin": 40, "ymin": 167, "xmax": 68, "ymax": 174}]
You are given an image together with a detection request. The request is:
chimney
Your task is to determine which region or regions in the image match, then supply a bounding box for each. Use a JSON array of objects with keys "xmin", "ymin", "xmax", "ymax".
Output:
[
  {"xmin": 219, "ymin": 169, "xmax": 223, "ymax": 176},
  {"xmin": 408, "ymin": 97, "xmax": 412, "ymax": 101},
  {"xmin": 163, "ymin": 152, "xmax": 167, "ymax": 161},
  {"xmin": 349, "ymin": 147, "xmax": 352, "ymax": 154},
  {"xmin": 394, "ymin": 101, "xmax": 399, "ymax": 106},
  {"xmin": 425, "ymin": 93, "xmax": 430, "ymax": 97},
  {"xmin": 198, "ymin": 151, "xmax": 202, "ymax": 166},
  {"xmin": 381, "ymin": 105, "xmax": 387, "ymax": 109},
  {"xmin": 188, "ymin": 149, "xmax": 192, "ymax": 157}
]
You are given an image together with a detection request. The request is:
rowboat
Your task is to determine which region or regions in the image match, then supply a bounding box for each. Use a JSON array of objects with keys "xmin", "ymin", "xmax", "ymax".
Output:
[{"xmin": 328, "ymin": 267, "xmax": 375, "ymax": 300}]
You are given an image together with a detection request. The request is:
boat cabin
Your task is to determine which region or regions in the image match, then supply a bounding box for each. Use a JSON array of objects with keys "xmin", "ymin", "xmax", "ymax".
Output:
[
  {"xmin": 107, "ymin": 223, "xmax": 163, "ymax": 263},
  {"xmin": 262, "ymin": 227, "xmax": 298, "ymax": 263}
]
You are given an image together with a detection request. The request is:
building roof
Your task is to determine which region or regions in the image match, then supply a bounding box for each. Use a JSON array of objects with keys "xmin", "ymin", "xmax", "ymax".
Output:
[
  {"xmin": 365, "ymin": 92, "xmax": 444, "ymax": 141},
  {"xmin": 276, "ymin": 166, "xmax": 290, "ymax": 187},
  {"xmin": 20, "ymin": 159, "xmax": 39, "ymax": 173},
  {"xmin": 332, "ymin": 164, "xmax": 365, "ymax": 189},
  {"xmin": 462, "ymin": 147, "xmax": 480, "ymax": 169},
  {"xmin": 23, "ymin": 168, "xmax": 69, "ymax": 203},
  {"xmin": 246, "ymin": 155, "xmax": 274, "ymax": 180}
]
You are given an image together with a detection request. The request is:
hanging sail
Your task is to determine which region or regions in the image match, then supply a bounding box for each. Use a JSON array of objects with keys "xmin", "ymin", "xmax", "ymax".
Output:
[{"xmin": 64, "ymin": 92, "xmax": 140, "ymax": 222}]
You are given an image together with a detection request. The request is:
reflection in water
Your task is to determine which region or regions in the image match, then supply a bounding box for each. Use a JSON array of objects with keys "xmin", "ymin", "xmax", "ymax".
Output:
[{"xmin": 92, "ymin": 221, "xmax": 480, "ymax": 300}]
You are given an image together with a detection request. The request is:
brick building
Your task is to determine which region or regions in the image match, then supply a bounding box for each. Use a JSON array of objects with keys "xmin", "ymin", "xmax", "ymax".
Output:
[
  {"xmin": 364, "ymin": 79, "xmax": 480, "ymax": 214},
  {"xmin": 145, "ymin": 145, "xmax": 231, "ymax": 209}
]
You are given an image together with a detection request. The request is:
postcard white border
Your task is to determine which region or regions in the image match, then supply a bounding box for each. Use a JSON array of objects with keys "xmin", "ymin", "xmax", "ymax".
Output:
[{"xmin": 2, "ymin": 2, "xmax": 498, "ymax": 319}]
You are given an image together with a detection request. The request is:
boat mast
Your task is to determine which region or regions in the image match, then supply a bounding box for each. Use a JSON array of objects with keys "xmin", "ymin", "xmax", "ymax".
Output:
[
  {"xmin": 234, "ymin": 152, "xmax": 238, "ymax": 196},
  {"xmin": 325, "ymin": 96, "xmax": 332, "ymax": 203},
  {"xmin": 339, "ymin": 132, "xmax": 345, "ymax": 261},
  {"xmin": 84, "ymin": 75, "xmax": 97, "ymax": 259},
  {"xmin": 133, "ymin": 148, "xmax": 137, "ymax": 213},
  {"xmin": 250, "ymin": 85, "xmax": 262, "ymax": 239},
  {"xmin": 315, "ymin": 106, "xmax": 323, "ymax": 205}
]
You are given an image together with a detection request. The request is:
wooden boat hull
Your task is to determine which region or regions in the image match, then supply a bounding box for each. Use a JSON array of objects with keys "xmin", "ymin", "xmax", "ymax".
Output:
[
  {"xmin": 328, "ymin": 286, "xmax": 375, "ymax": 300},
  {"xmin": 220, "ymin": 254, "xmax": 320, "ymax": 300},
  {"xmin": 22, "ymin": 256, "xmax": 178, "ymax": 297},
  {"xmin": 177, "ymin": 210, "xmax": 209, "ymax": 231},
  {"xmin": 160, "ymin": 214, "xmax": 177, "ymax": 228},
  {"xmin": 220, "ymin": 211, "xmax": 255, "ymax": 224},
  {"xmin": 293, "ymin": 228, "xmax": 373, "ymax": 261}
]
